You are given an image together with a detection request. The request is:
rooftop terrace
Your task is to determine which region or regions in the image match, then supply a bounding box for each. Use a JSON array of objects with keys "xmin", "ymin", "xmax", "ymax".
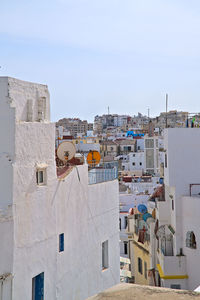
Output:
[{"xmin": 87, "ymin": 283, "xmax": 200, "ymax": 300}]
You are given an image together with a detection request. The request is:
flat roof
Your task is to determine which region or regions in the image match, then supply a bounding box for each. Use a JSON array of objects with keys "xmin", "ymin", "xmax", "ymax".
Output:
[{"xmin": 87, "ymin": 284, "xmax": 200, "ymax": 300}]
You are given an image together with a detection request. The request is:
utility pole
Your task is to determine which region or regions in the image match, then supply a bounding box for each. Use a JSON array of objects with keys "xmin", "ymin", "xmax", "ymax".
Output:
[
  {"xmin": 108, "ymin": 106, "xmax": 110, "ymax": 115},
  {"xmin": 166, "ymin": 94, "xmax": 168, "ymax": 128}
]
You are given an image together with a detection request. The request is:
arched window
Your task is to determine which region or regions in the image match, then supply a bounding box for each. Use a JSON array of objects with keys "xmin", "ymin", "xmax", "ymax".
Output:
[{"xmin": 186, "ymin": 231, "xmax": 197, "ymax": 249}]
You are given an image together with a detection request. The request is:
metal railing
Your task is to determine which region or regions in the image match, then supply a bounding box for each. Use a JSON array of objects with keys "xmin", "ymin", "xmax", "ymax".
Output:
[{"xmin": 88, "ymin": 162, "xmax": 118, "ymax": 185}]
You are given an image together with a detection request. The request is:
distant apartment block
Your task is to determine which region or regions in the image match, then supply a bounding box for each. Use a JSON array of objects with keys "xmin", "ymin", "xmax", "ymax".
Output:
[{"xmin": 57, "ymin": 117, "xmax": 93, "ymax": 137}]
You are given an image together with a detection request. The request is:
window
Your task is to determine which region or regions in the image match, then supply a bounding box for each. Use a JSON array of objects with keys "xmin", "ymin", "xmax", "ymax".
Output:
[
  {"xmin": 165, "ymin": 153, "xmax": 167, "ymax": 168},
  {"xmin": 32, "ymin": 272, "xmax": 44, "ymax": 300},
  {"xmin": 124, "ymin": 216, "xmax": 128, "ymax": 228},
  {"xmin": 124, "ymin": 242, "xmax": 128, "ymax": 255},
  {"xmin": 36, "ymin": 169, "xmax": 46, "ymax": 186},
  {"xmin": 133, "ymin": 154, "xmax": 135, "ymax": 157},
  {"xmin": 170, "ymin": 284, "xmax": 181, "ymax": 289},
  {"xmin": 59, "ymin": 233, "xmax": 64, "ymax": 252},
  {"xmin": 139, "ymin": 162, "xmax": 142, "ymax": 166},
  {"xmin": 102, "ymin": 240, "xmax": 109, "ymax": 270},
  {"xmin": 132, "ymin": 162, "xmax": 135, "ymax": 166},
  {"xmin": 186, "ymin": 231, "xmax": 196, "ymax": 249},
  {"xmin": 138, "ymin": 257, "xmax": 143, "ymax": 274},
  {"xmin": 138, "ymin": 146, "xmax": 141, "ymax": 150},
  {"xmin": 119, "ymin": 218, "xmax": 121, "ymax": 230},
  {"xmin": 144, "ymin": 262, "xmax": 147, "ymax": 279}
]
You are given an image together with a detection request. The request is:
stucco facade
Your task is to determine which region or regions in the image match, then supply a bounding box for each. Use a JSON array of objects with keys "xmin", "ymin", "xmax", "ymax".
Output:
[
  {"xmin": 155, "ymin": 128, "xmax": 200, "ymax": 291},
  {"xmin": 0, "ymin": 77, "xmax": 120, "ymax": 299}
]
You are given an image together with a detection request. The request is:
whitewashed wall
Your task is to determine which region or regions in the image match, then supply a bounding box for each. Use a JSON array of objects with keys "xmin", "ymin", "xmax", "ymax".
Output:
[{"xmin": 0, "ymin": 77, "xmax": 120, "ymax": 300}]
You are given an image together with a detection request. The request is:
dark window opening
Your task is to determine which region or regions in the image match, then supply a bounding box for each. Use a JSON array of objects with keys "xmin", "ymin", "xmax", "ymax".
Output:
[
  {"xmin": 59, "ymin": 233, "xmax": 64, "ymax": 252},
  {"xmin": 144, "ymin": 261, "xmax": 147, "ymax": 279},
  {"xmin": 165, "ymin": 154, "xmax": 167, "ymax": 168},
  {"xmin": 102, "ymin": 240, "xmax": 109, "ymax": 270},
  {"xmin": 124, "ymin": 242, "xmax": 128, "ymax": 255},
  {"xmin": 138, "ymin": 257, "xmax": 143, "ymax": 274},
  {"xmin": 124, "ymin": 216, "xmax": 128, "ymax": 228},
  {"xmin": 186, "ymin": 231, "xmax": 197, "ymax": 249},
  {"xmin": 119, "ymin": 218, "xmax": 121, "ymax": 230}
]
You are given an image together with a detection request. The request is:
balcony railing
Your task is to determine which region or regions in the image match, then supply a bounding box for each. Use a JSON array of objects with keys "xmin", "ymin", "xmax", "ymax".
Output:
[{"xmin": 88, "ymin": 162, "xmax": 118, "ymax": 184}]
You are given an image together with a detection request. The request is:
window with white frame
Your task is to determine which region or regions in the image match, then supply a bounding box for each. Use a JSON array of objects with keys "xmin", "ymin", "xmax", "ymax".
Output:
[
  {"xmin": 102, "ymin": 240, "xmax": 109, "ymax": 270},
  {"xmin": 36, "ymin": 169, "xmax": 46, "ymax": 186}
]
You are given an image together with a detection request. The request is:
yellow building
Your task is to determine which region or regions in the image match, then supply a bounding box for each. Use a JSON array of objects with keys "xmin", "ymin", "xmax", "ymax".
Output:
[{"xmin": 128, "ymin": 214, "xmax": 154, "ymax": 286}]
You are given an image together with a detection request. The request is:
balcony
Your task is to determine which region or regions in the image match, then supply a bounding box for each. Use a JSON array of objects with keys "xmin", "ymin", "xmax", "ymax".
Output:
[
  {"xmin": 157, "ymin": 252, "xmax": 188, "ymax": 280},
  {"xmin": 88, "ymin": 161, "xmax": 118, "ymax": 185}
]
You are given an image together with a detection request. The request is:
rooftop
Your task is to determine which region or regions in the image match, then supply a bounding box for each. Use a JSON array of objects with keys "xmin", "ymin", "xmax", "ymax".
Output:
[{"xmin": 87, "ymin": 284, "xmax": 200, "ymax": 300}]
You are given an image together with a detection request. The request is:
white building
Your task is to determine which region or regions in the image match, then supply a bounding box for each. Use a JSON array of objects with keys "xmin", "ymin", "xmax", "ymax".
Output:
[
  {"xmin": 121, "ymin": 152, "xmax": 144, "ymax": 173},
  {"xmin": 136, "ymin": 138, "xmax": 144, "ymax": 151},
  {"xmin": 155, "ymin": 128, "xmax": 200, "ymax": 290},
  {"xmin": 0, "ymin": 77, "xmax": 120, "ymax": 300}
]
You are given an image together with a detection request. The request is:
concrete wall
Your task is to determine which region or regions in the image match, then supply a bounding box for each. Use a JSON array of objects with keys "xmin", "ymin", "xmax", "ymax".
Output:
[{"xmin": 7, "ymin": 77, "xmax": 50, "ymax": 122}]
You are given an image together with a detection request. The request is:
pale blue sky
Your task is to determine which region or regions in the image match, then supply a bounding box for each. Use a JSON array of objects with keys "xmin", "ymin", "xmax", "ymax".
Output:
[{"xmin": 1, "ymin": 0, "xmax": 200, "ymax": 122}]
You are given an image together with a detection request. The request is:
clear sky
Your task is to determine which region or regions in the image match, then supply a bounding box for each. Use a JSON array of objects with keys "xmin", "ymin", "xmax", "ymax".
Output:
[{"xmin": 1, "ymin": 0, "xmax": 200, "ymax": 122}]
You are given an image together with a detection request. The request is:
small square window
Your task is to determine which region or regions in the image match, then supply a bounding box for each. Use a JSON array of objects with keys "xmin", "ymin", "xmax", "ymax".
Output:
[
  {"xmin": 132, "ymin": 162, "xmax": 135, "ymax": 166},
  {"xmin": 102, "ymin": 240, "xmax": 109, "ymax": 270},
  {"xmin": 36, "ymin": 169, "xmax": 46, "ymax": 185},
  {"xmin": 59, "ymin": 233, "xmax": 64, "ymax": 252}
]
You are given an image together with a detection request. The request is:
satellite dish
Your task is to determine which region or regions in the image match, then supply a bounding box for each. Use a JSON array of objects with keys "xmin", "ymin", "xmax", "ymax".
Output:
[
  {"xmin": 138, "ymin": 204, "xmax": 147, "ymax": 214},
  {"xmin": 142, "ymin": 213, "xmax": 152, "ymax": 222},
  {"xmin": 87, "ymin": 150, "xmax": 101, "ymax": 166},
  {"xmin": 57, "ymin": 142, "xmax": 76, "ymax": 162}
]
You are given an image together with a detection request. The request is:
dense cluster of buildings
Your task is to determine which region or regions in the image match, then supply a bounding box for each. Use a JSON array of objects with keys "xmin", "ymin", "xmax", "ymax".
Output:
[
  {"xmin": 1, "ymin": 76, "xmax": 200, "ymax": 300},
  {"xmin": 57, "ymin": 117, "xmax": 93, "ymax": 137},
  {"xmin": 56, "ymin": 103, "xmax": 200, "ymax": 294}
]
